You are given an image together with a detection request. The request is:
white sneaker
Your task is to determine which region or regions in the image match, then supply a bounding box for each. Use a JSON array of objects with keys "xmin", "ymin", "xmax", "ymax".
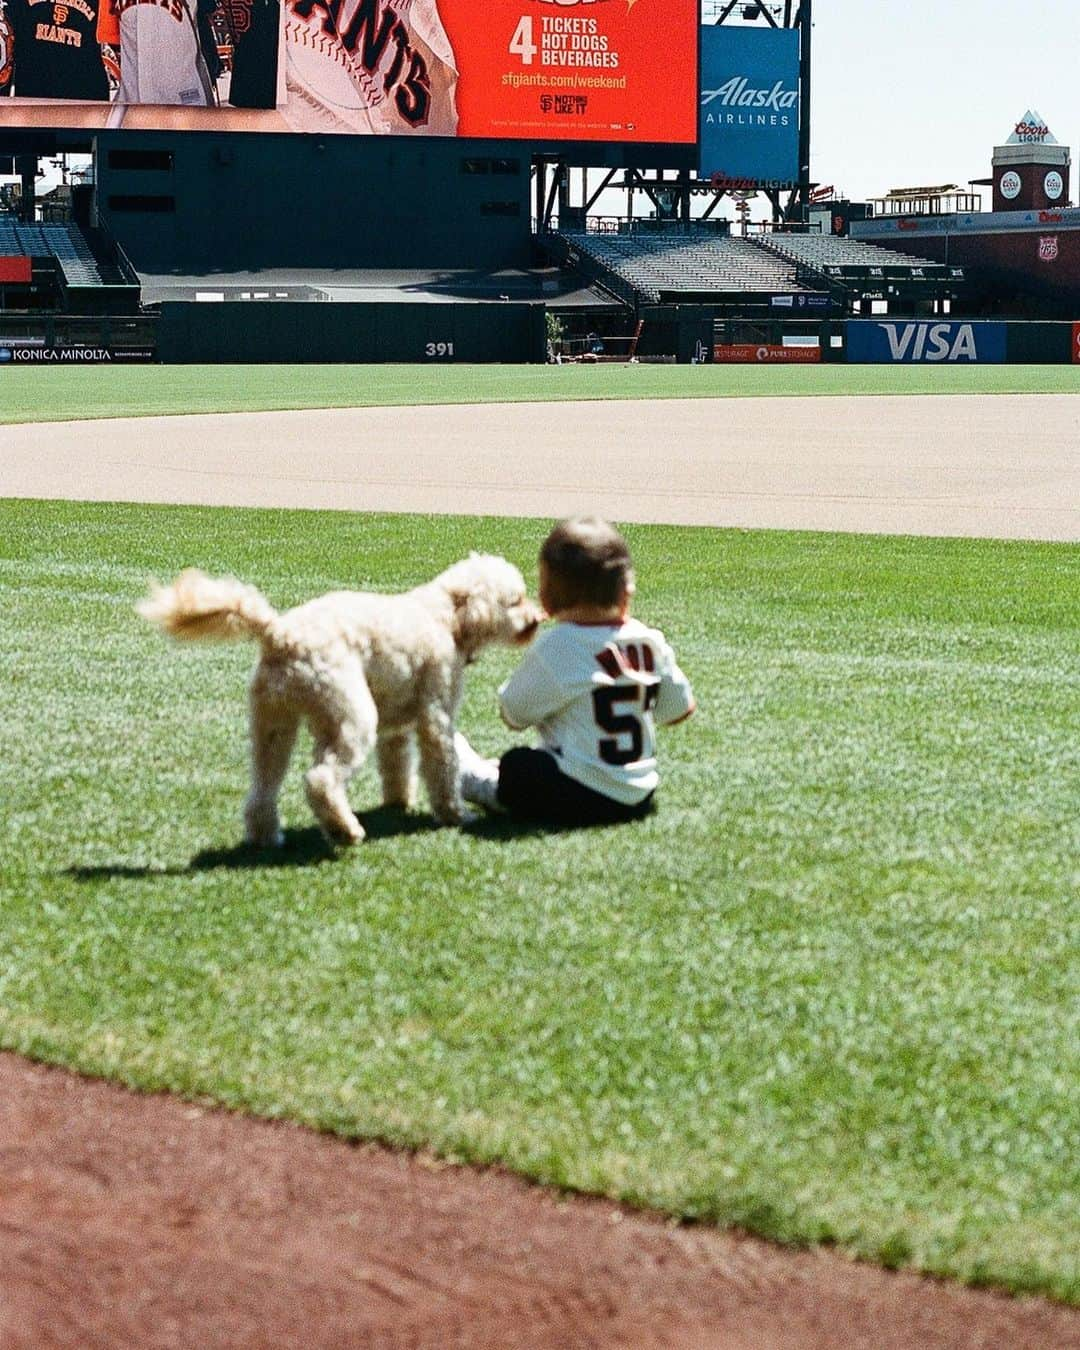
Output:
[{"xmin": 454, "ymin": 733, "xmax": 503, "ymax": 811}]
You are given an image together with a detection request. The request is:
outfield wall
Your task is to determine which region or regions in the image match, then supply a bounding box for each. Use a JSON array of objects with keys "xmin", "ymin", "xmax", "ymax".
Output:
[
  {"xmin": 1, "ymin": 310, "xmax": 1076, "ymax": 365},
  {"xmin": 155, "ymin": 301, "xmax": 547, "ymax": 364}
]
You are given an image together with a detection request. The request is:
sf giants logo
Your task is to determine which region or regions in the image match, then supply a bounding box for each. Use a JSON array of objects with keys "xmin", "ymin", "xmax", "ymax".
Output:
[
  {"xmin": 221, "ymin": 0, "xmax": 251, "ymax": 34},
  {"xmin": 53, "ymin": 4, "xmax": 69, "ymax": 20}
]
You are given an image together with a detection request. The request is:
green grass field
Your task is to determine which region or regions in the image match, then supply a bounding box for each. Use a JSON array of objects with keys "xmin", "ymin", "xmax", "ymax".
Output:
[
  {"xmin": 3, "ymin": 362, "xmax": 1080, "ymax": 424},
  {"xmin": 1, "ymin": 498, "xmax": 1078, "ymax": 1301}
]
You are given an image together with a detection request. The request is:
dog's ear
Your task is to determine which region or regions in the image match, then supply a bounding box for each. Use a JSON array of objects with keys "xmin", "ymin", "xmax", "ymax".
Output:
[{"xmin": 446, "ymin": 576, "xmax": 497, "ymax": 649}]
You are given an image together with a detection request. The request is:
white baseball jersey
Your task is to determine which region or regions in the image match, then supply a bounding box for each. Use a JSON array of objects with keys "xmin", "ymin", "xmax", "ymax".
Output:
[
  {"xmin": 281, "ymin": 0, "xmax": 457, "ymax": 135},
  {"xmin": 97, "ymin": 0, "xmax": 215, "ymax": 105},
  {"xmin": 499, "ymin": 619, "xmax": 695, "ymax": 805}
]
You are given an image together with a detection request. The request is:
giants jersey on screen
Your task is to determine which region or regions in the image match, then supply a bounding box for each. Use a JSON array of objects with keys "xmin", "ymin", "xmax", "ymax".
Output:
[
  {"xmin": 281, "ymin": 0, "xmax": 456, "ymax": 135},
  {"xmin": 498, "ymin": 619, "xmax": 695, "ymax": 805},
  {"xmin": 0, "ymin": 0, "xmax": 109, "ymax": 100},
  {"xmin": 97, "ymin": 0, "xmax": 215, "ymax": 104},
  {"xmin": 225, "ymin": 0, "xmax": 279, "ymax": 108}
]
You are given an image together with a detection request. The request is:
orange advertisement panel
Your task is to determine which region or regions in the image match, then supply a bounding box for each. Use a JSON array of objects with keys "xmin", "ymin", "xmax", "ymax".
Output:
[
  {"xmin": 0, "ymin": 0, "xmax": 697, "ymax": 141},
  {"xmin": 714, "ymin": 344, "xmax": 821, "ymax": 364},
  {"xmin": 443, "ymin": 0, "xmax": 697, "ymax": 143}
]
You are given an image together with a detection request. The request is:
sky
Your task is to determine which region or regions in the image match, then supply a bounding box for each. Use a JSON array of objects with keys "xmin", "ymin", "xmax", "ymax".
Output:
[{"xmin": 808, "ymin": 0, "xmax": 1080, "ymax": 202}]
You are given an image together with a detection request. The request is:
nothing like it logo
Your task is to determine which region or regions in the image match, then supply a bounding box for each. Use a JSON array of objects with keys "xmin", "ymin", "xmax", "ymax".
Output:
[{"xmin": 701, "ymin": 77, "xmax": 798, "ymax": 111}]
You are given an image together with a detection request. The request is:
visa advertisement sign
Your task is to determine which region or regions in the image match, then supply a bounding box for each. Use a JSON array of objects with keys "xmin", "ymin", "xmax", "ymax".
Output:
[
  {"xmin": 845, "ymin": 321, "xmax": 1007, "ymax": 364},
  {"xmin": 699, "ymin": 27, "xmax": 800, "ymax": 185}
]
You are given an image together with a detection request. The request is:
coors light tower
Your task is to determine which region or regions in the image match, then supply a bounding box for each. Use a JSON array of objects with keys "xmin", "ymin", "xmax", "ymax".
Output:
[{"xmin": 992, "ymin": 110, "xmax": 1071, "ymax": 212}]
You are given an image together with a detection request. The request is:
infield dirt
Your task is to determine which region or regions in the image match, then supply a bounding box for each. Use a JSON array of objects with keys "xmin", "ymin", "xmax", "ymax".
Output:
[
  {"xmin": 2, "ymin": 393, "xmax": 1079, "ymax": 540},
  {"xmin": 3, "ymin": 1053, "xmax": 1078, "ymax": 1350}
]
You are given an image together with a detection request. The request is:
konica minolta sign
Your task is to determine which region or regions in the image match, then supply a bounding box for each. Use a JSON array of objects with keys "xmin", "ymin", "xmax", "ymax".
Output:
[{"xmin": 699, "ymin": 26, "xmax": 800, "ymax": 185}]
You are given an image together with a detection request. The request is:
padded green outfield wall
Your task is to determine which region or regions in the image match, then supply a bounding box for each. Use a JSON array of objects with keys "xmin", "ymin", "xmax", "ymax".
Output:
[{"xmin": 156, "ymin": 301, "xmax": 547, "ymax": 364}]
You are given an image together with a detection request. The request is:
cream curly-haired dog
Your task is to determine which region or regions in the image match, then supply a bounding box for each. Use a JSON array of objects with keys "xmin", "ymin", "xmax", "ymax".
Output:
[{"xmin": 138, "ymin": 556, "xmax": 541, "ymax": 847}]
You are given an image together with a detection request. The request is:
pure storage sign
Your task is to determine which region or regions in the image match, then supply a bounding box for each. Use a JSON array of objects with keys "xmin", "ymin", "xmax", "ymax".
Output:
[
  {"xmin": 845, "ymin": 321, "xmax": 1007, "ymax": 364},
  {"xmin": 699, "ymin": 25, "xmax": 799, "ymax": 185},
  {"xmin": 0, "ymin": 0, "xmax": 699, "ymax": 143}
]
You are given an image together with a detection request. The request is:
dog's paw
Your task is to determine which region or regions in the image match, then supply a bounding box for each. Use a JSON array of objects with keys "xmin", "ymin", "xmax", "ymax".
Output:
[
  {"xmin": 435, "ymin": 803, "xmax": 480, "ymax": 827},
  {"xmin": 246, "ymin": 827, "xmax": 285, "ymax": 849},
  {"xmin": 322, "ymin": 816, "xmax": 366, "ymax": 847}
]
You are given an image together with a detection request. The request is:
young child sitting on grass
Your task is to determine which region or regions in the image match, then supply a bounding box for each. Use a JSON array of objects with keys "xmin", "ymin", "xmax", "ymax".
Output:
[{"xmin": 456, "ymin": 516, "xmax": 695, "ymax": 825}]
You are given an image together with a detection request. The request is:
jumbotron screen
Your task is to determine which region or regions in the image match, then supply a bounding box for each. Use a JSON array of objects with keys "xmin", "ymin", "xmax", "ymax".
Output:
[{"xmin": 0, "ymin": 0, "xmax": 698, "ymax": 143}]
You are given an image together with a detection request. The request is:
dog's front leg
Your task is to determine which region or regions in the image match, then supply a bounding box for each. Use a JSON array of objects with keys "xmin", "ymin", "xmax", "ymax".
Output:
[
  {"xmin": 377, "ymin": 728, "xmax": 417, "ymax": 810},
  {"xmin": 416, "ymin": 706, "xmax": 472, "ymax": 825}
]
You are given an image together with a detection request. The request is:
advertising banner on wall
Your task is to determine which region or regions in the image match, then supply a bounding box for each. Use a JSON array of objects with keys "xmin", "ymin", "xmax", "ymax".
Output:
[
  {"xmin": 0, "ymin": 341, "xmax": 153, "ymax": 361},
  {"xmin": 714, "ymin": 343, "xmax": 819, "ymax": 363},
  {"xmin": 699, "ymin": 25, "xmax": 799, "ymax": 186},
  {"xmin": 845, "ymin": 321, "xmax": 1007, "ymax": 364},
  {"xmin": 0, "ymin": 0, "xmax": 698, "ymax": 142}
]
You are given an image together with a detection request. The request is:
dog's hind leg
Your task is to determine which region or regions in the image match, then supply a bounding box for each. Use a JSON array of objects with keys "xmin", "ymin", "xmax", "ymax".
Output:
[
  {"xmin": 245, "ymin": 695, "xmax": 300, "ymax": 848},
  {"xmin": 304, "ymin": 672, "xmax": 377, "ymax": 846},
  {"xmin": 416, "ymin": 705, "xmax": 470, "ymax": 826},
  {"xmin": 376, "ymin": 729, "xmax": 417, "ymax": 810}
]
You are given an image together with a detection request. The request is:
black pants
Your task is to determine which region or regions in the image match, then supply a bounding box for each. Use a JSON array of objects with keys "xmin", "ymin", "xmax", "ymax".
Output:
[{"xmin": 497, "ymin": 748, "xmax": 654, "ymax": 826}]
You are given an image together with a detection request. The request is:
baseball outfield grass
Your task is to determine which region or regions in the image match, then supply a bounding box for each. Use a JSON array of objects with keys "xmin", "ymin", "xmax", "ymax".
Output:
[
  {"xmin": 2, "ymin": 362, "xmax": 1080, "ymax": 423},
  {"xmin": 1, "ymin": 498, "xmax": 1078, "ymax": 1302}
]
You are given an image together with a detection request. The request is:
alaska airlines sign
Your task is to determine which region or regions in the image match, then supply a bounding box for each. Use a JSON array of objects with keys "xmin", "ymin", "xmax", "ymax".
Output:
[
  {"xmin": 699, "ymin": 26, "xmax": 800, "ymax": 185},
  {"xmin": 701, "ymin": 77, "xmax": 799, "ymax": 113},
  {"xmin": 845, "ymin": 321, "xmax": 1007, "ymax": 364}
]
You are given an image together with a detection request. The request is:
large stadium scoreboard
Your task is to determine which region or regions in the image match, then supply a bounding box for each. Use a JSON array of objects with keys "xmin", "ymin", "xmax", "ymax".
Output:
[
  {"xmin": 0, "ymin": 0, "xmax": 699, "ymax": 145},
  {"xmin": 1, "ymin": 1, "xmax": 805, "ymax": 186}
]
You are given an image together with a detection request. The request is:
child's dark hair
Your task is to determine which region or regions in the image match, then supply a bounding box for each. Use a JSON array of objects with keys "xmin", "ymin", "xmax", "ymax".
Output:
[{"xmin": 539, "ymin": 516, "xmax": 634, "ymax": 612}]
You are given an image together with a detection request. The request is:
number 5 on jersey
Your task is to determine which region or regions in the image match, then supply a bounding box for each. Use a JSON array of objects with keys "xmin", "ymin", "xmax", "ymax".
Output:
[{"xmin": 592, "ymin": 681, "xmax": 659, "ymax": 766}]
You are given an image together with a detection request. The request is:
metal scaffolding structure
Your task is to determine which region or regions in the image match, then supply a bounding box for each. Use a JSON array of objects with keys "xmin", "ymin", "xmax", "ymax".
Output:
[{"xmin": 535, "ymin": 0, "xmax": 813, "ymax": 235}]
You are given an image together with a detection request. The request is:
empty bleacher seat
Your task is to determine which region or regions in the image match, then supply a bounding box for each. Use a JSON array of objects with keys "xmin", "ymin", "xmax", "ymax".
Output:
[
  {"xmin": 762, "ymin": 232, "xmax": 944, "ymax": 276},
  {"xmin": 559, "ymin": 230, "xmax": 812, "ymax": 302},
  {"xmin": 0, "ymin": 214, "xmax": 114, "ymax": 286}
]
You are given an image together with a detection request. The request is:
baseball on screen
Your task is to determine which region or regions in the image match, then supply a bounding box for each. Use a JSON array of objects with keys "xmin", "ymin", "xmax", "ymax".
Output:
[{"xmin": 0, "ymin": 0, "xmax": 698, "ymax": 142}]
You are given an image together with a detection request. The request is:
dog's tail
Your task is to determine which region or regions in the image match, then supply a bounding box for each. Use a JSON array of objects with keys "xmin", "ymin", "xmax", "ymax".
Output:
[{"xmin": 137, "ymin": 569, "xmax": 279, "ymax": 645}]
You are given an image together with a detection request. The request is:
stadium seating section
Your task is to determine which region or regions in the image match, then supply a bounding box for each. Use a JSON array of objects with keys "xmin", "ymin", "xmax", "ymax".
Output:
[
  {"xmin": 760, "ymin": 232, "xmax": 952, "ymax": 278},
  {"xmin": 558, "ymin": 231, "xmax": 815, "ymax": 303},
  {"xmin": 0, "ymin": 216, "xmax": 128, "ymax": 287}
]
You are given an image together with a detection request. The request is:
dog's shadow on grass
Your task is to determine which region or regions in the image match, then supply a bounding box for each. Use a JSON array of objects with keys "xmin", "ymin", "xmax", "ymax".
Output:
[
  {"xmin": 65, "ymin": 808, "xmax": 441, "ymax": 881},
  {"xmin": 65, "ymin": 807, "xmax": 638, "ymax": 882}
]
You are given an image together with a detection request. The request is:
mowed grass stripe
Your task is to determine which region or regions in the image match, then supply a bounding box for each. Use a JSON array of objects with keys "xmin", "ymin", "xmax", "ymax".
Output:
[
  {"xmin": 3, "ymin": 362, "xmax": 1080, "ymax": 424},
  {"xmin": 0, "ymin": 498, "xmax": 1077, "ymax": 1301}
]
